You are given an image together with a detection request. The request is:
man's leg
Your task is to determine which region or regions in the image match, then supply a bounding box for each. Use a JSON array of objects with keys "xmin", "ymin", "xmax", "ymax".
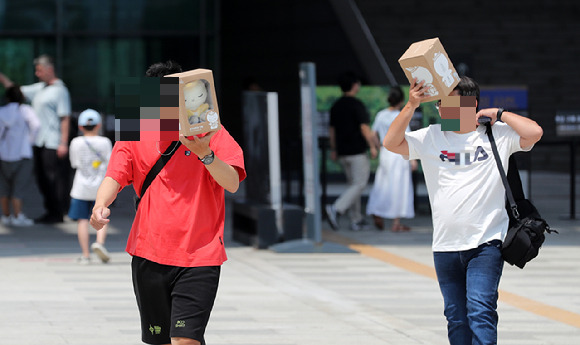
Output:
[
  {"xmin": 33, "ymin": 147, "xmax": 49, "ymax": 211},
  {"xmin": 334, "ymin": 154, "xmax": 369, "ymax": 223},
  {"xmin": 172, "ymin": 338, "xmax": 200, "ymax": 345},
  {"xmin": 56, "ymin": 154, "xmax": 71, "ymax": 216},
  {"xmin": 346, "ymin": 154, "xmax": 370, "ymax": 223},
  {"xmin": 170, "ymin": 266, "xmax": 220, "ymax": 345},
  {"xmin": 132, "ymin": 256, "xmax": 173, "ymax": 345},
  {"xmin": 34, "ymin": 147, "xmax": 63, "ymax": 221},
  {"xmin": 434, "ymin": 251, "xmax": 472, "ymax": 345},
  {"xmin": 465, "ymin": 241, "xmax": 503, "ymax": 345}
]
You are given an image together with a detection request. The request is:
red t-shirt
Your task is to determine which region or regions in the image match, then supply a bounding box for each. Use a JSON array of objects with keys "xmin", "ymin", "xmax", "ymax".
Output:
[{"xmin": 106, "ymin": 126, "xmax": 246, "ymax": 267}]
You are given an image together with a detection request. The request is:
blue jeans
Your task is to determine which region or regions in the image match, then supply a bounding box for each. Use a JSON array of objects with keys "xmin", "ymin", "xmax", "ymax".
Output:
[{"xmin": 433, "ymin": 240, "xmax": 504, "ymax": 345}]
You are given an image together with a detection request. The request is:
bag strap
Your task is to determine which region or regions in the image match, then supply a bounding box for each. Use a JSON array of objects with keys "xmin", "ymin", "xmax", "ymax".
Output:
[
  {"xmin": 506, "ymin": 155, "xmax": 526, "ymax": 202},
  {"xmin": 83, "ymin": 137, "xmax": 106, "ymax": 162},
  {"xmin": 483, "ymin": 121, "xmax": 520, "ymax": 220},
  {"xmin": 139, "ymin": 141, "xmax": 181, "ymax": 199}
]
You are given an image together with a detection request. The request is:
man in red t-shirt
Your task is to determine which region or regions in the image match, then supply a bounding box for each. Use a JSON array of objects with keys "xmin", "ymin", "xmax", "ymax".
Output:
[{"xmin": 90, "ymin": 61, "xmax": 245, "ymax": 345}]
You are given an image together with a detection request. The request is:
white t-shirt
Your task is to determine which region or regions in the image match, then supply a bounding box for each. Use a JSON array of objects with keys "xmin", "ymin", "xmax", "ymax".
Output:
[
  {"xmin": 69, "ymin": 135, "xmax": 112, "ymax": 201},
  {"xmin": 21, "ymin": 79, "xmax": 71, "ymax": 149},
  {"xmin": 0, "ymin": 103, "xmax": 40, "ymax": 161},
  {"xmin": 405, "ymin": 123, "xmax": 531, "ymax": 252}
]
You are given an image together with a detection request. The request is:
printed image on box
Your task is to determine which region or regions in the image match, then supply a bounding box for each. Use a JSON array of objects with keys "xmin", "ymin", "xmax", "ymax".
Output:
[
  {"xmin": 185, "ymin": 80, "xmax": 211, "ymax": 125},
  {"xmin": 167, "ymin": 68, "xmax": 221, "ymax": 136},
  {"xmin": 398, "ymin": 37, "xmax": 460, "ymax": 103}
]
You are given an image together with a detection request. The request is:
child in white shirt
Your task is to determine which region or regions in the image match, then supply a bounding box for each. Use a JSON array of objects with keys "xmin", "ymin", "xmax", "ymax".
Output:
[{"xmin": 68, "ymin": 109, "xmax": 112, "ymax": 264}]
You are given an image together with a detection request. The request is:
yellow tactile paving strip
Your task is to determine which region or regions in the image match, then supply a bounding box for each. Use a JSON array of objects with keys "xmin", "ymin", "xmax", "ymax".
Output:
[{"xmin": 324, "ymin": 231, "xmax": 580, "ymax": 329}]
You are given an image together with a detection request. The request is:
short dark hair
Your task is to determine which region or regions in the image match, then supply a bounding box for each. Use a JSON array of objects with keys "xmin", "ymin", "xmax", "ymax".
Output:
[
  {"xmin": 5, "ymin": 85, "xmax": 25, "ymax": 104},
  {"xmin": 145, "ymin": 60, "xmax": 182, "ymax": 77},
  {"xmin": 453, "ymin": 76, "xmax": 480, "ymax": 107},
  {"xmin": 387, "ymin": 86, "xmax": 404, "ymax": 107},
  {"xmin": 82, "ymin": 125, "xmax": 97, "ymax": 131},
  {"xmin": 338, "ymin": 72, "xmax": 360, "ymax": 92}
]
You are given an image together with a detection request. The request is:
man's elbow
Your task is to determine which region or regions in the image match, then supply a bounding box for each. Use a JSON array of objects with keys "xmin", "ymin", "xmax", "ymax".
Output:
[
  {"xmin": 383, "ymin": 137, "xmax": 409, "ymax": 156},
  {"xmin": 522, "ymin": 124, "xmax": 543, "ymax": 149},
  {"xmin": 225, "ymin": 180, "xmax": 240, "ymax": 194},
  {"xmin": 383, "ymin": 136, "xmax": 396, "ymax": 152},
  {"xmin": 527, "ymin": 123, "xmax": 543, "ymax": 145},
  {"xmin": 533, "ymin": 125, "xmax": 543, "ymax": 143}
]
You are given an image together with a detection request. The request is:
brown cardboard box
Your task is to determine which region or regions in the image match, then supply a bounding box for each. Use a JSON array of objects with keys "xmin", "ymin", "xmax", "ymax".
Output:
[
  {"xmin": 167, "ymin": 68, "xmax": 221, "ymax": 136},
  {"xmin": 398, "ymin": 37, "xmax": 460, "ymax": 103}
]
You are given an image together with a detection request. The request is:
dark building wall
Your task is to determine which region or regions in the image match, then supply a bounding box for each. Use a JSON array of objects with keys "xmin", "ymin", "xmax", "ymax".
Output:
[
  {"xmin": 220, "ymin": 0, "xmax": 364, "ymax": 174},
  {"xmin": 355, "ymin": 0, "xmax": 580, "ymax": 170},
  {"xmin": 220, "ymin": 0, "xmax": 580, "ymax": 172},
  {"xmin": 356, "ymin": 0, "xmax": 580, "ymax": 135}
]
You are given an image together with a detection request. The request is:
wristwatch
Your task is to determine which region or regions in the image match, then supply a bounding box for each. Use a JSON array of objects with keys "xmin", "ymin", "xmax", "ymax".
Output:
[
  {"xmin": 496, "ymin": 108, "xmax": 505, "ymax": 122},
  {"xmin": 198, "ymin": 150, "xmax": 215, "ymax": 165}
]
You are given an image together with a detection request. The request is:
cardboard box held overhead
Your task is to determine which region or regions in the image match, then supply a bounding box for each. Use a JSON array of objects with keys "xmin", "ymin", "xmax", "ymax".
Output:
[
  {"xmin": 398, "ymin": 37, "xmax": 460, "ymax": 103},
  {"xmin": 167, "ymin": 68, "xmax": 221, "ymax": 136}
]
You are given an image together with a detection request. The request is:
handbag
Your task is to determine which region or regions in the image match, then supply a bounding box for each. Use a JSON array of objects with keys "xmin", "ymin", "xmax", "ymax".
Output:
[
  {"xmin": 482, "ymin": 118, "xmax": 557, "ymax": 269},
  {"xmin": 134, "ymin": 141, "xmax": 181, "ymax": 211}
]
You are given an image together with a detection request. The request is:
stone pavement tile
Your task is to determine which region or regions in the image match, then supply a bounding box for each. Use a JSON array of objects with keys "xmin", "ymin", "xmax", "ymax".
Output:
[
  {"xmin": 1, "ymin": 170, "xmax": 578, "ymax": 344},
  {"xmin": 0, "ymin": 252, "xmax": 140, "ymax": 345},
  {"xmin": 209, "ymin": 248, "xmax": 449, "ymax": 345},
  {"xmin": 321, "ymin": 227, "xmax": 580, "ymax": 345}
]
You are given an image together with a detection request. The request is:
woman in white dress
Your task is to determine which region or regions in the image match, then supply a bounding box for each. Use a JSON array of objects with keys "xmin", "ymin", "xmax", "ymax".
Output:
[{"xmin": 366, "ymin": 87, "xmax": 416, "ymax": 231}]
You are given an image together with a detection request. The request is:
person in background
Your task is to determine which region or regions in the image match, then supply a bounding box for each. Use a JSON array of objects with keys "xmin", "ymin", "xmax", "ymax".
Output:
[
  {"xmin": 0, "ymin": 85, "xmax": 40, "ymax": 226},
  {"xmin": 0, "ymin": 55, "xmax": 72, "ymax": 224},
  {"xmin": 325, "ymin": 71, "xmax": 378, "ymax": 231},
  {"xmin": 68, "ymin": 109, "xmax": 112, "ymax": 264},
  {"xmin": 366, "ymin": 86, "xmax": 416, "ymax": 231},
  {"xmin": 90, "ymin": 60, "xmax": 246, "ymax": 345}
]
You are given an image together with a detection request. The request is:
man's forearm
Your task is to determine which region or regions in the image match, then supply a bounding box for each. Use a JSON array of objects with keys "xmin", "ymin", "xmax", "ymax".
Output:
[
  {"xmin": 205, "ymin": 159, "xmax": 240, "ymax": 193},
  {"xmin": 95, "ymin": 176, "xmax": 121, "ymax": 209},
  {"xmin": 328, "ymin": 127, "xmax": 336, "ymax": 151},
  {"xmin": 0, "ymin": 73, "xmax": 14, "ymax": 88},
  {"xmin": 360, "ymin": 124, "xmax": 377, "ymax": 150},
  {"xmin": 501, "ymin": 111, "xmax": 543, "ymax": 143},
  {"xmin": 60, "ymin": 116, "xmax": 70, "ymax": 144}
]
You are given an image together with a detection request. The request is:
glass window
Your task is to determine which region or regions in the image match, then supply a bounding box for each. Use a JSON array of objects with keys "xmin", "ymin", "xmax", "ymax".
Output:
[
  {"xmin": 62, "ymin": 0, "xmax": 113, "ymax": 32},
  {"xmin": 0, "ymin": 0, "xmax": 56, "ymax": 32},
  {"xmin": 0, "ymin": 0, "xmax": 218, "ymax": 120}
]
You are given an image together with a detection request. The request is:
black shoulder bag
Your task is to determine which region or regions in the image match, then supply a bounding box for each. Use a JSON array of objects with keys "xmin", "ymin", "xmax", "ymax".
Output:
[
  {"xmin": 134, "ymin": 141, "xmax": 181, "ymax": 211},
  {"xmin": 482, "ymin": 119, "xmax": 557, "ymax": 269}
]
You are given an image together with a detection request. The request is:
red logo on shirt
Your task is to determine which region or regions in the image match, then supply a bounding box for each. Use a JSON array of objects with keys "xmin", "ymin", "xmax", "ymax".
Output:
[{"xmin": 440, "ymin": 146, "xmax": 488, "ymax": 165}]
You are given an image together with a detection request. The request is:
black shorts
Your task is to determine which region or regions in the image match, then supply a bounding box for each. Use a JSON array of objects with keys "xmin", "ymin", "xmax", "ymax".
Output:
[{"xmin": 131, "ymin": 256, "xmax": 221, "ymax": 345}]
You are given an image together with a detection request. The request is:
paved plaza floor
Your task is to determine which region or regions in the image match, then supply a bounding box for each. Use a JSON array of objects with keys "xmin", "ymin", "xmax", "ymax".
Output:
[{"xmin": 0, "ymin": 171, "xmax": 579, "ymax": 344}]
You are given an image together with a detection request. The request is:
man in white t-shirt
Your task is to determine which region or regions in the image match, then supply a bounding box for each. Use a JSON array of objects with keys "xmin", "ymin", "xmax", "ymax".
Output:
[
  {"xmin": 384, "ymin": 76, "xmax": 543, "ymax": 345},
  {"xmin": 0, "ymin": 55, "xmax": 71, "ymax": 223}
]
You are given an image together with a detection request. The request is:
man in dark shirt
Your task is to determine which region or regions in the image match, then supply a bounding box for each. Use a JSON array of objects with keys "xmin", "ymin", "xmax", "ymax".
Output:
[{"xmin": 326, "ymin": 72, "xmax": 378, "ymax": 231}]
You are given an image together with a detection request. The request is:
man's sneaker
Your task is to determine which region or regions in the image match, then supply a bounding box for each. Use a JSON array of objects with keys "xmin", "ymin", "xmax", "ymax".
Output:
[
  {"xmin": 77, "ymin": 256, "xmax": 91, "ymax": 265},
  {"xmin": 91, "ymin": 242, "xmax": 111, "ymax": 263},
  {"xmin": 325, "ymin": 204, "xmax": 339, "ymax": 230},
  {"xmin": 350, "ymin": 219, "xmax": 369, "ymax": 232},
  {"xmin": 11, "ymin": 213, "xmax": 34, "ymax": 227},
  {"xmin": 1, "ymin": 215, "xmax": 12, "ymax": 226}
]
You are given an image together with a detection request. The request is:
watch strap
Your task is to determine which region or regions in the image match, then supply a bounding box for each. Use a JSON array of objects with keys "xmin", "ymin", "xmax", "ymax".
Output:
[
  {"xmin": 496, "ymin": 108, "xmax": 505, "ymax": 122},
  {"xmin": 199, "ymin": 150, "xmax": 215, "ymax": 165}
]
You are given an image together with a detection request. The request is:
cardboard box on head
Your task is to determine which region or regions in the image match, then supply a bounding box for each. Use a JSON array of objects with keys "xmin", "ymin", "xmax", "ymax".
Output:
[
  {"xmin": 166, "ymin": 68, "xmax": 221, "ymax": 136},
  {"xmin": 398, "ymin": 37, "xmax": 460, "ymax": 103}
]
